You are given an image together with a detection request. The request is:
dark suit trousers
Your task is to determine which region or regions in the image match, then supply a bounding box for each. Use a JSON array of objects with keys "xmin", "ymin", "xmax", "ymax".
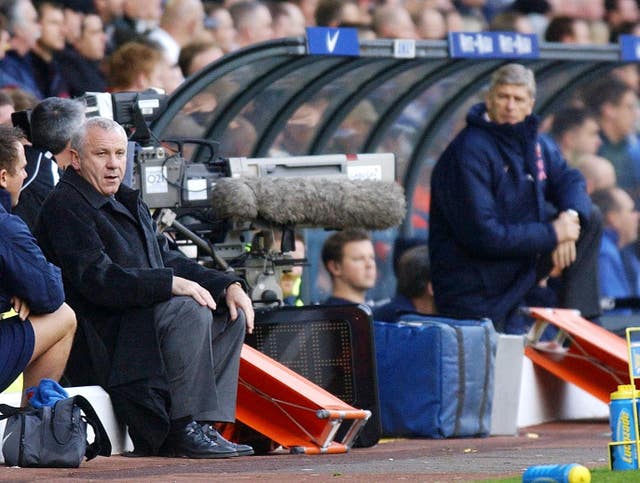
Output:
[
  {"xmin": 154, "ymin": 296, "xmax": 245, "ymax": 422},
  {"xmin": 536, "ymin": 206, "xmax": 603, "ymax": 320}
]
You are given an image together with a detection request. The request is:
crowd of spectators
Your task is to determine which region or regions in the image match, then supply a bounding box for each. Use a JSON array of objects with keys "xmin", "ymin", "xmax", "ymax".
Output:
[{"xmin": 1, "ymin": 0, "xmax": 640, "ymax": 114}]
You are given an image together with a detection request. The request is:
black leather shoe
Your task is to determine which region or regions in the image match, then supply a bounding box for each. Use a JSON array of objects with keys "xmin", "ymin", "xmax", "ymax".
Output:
[
  {"xmin": 161, "ymin": 421, "xmax": 239, "ymax": 459},
  {"xmin": 201, "ymin": 424, "xmax": 254, "ymax": 456}
]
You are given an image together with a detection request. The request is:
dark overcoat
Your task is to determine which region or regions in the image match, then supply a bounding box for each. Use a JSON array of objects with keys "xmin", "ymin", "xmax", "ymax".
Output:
[{"xmin": 35, "ymin": 168, "xmax": 241, "ymax": 454}]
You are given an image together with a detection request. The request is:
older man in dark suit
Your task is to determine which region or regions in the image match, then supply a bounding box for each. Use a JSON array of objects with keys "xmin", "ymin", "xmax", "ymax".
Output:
[{"xmin": 35, "ymin": 117, "xmax": 254, "ymax": 458}]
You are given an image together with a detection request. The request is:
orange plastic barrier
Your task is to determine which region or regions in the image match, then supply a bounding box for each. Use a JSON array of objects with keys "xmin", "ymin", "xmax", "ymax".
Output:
[
  {"xmin": 235, "ymin": 345, "xmax": 371, "ymax": 454},
  {"xmin": 524, "ymin": 307, "xmax": 630, "ymax": 403}
]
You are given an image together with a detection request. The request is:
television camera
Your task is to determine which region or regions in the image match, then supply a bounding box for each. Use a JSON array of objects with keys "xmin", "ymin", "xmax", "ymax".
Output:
[{"xmin": 83, "ymin": 91, "xmax": 404, "ymax": 306}]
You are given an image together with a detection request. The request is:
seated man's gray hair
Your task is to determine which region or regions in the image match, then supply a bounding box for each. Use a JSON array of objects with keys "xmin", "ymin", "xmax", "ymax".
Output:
[{"xmin": 489, "ymin": 63, "xmax": 536, "ymax": 98}]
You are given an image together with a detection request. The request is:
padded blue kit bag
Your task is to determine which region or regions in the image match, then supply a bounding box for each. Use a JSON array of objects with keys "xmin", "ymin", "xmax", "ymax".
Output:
[{"xmin": 374, "ymin": 315, "xmax": 497, "ymax": 438}]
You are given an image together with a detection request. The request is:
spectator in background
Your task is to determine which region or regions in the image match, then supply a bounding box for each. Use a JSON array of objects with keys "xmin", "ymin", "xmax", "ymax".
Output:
[
  {"xmin": 612, "ymin": 63, "xmax": 640, "ymax": 93},
  {"xmin": 60, "ymin": 0, "xmax": 89, "ymax": 48},
  {"xmin": 148, "ymin": 0, "xmax": 210, "ymax": 92},
  {"xmin": 544, "ymin": 16, "xmax": 591, "ymax": 44},
  {"xmin": 605, "ymin": 0, "xmax": 639, "ymax": 42},
  {"xmin": 93, "ymin": 0, "xmax": 123, "ymax": 27},
  {"xmin": 110, "ymin": 0, "xmax": 162, "ymax": 51},
  {"xmin": 488, "ymin": 10, "xmax": 533, "ymax": 33},
  {"xmin": 371, "ymin": 4, "xmax": 417, "ymax": 39},
  {"xmin": 93, "ymin": 0, "xmax": 124, "ymax": 52},
  {"xmin": 204, "ymin": 4, "xmax": 237, "ymax": 53},
  {"xmin": 148, "ymin": 0, "xmax": 206, "ymax": 67},
  {"xmin": 321, "ymin": 229, "xmax": 377, "ymax": 306},
  {"xmin": 31, "ymin": 1, "xmax": 69, "ymax": 98},
  {"xmin": 314, "ymin": 0, "xmax": 360, "ymax": 27},
  {"xmin": 289, "ymin": 0, "xmax": 317, "ymax": 26},
  {"xmin": 585, "ymin": 4, "xmax": 610, "ymax": 44},
  {"xmin": 454, "ymin": 0, "xmax": 488, "ymax": 31},
  {"xmin": 509, "ymin": 0, "xmax": 551, "ymax": 38},
  {"xmin": 373, "ymin": 244, "xmax": 434, "ymax": 322},
  {"xmin": 0, "ymin": 13, "xmax": 18, "ymax": 88},
  {"xmin": 577, "ymin": 154, "xmax": 617, "ymax": 194},
  {"xmin": 178, "ymin": 40, "xmax": 223, "ymax": 78},
  {"xmin": 414, "ymin": 7, "xmax": 447, "ymax": 40},
  {"xmin": 608, "ymin": 19, "xmax": 640, "ymax": 42},
  {"xmin": 583, "ymin": 76, "xmax": 640, "ymax": 202},
  {"xmin": 229, "ymin": 1, "xmax": 273, "ymax": 48},
  {"xmin": 0, "ymin": 11, "xmax": 9, "ymax": 56},
  {"xmin": 2, "ymin": 85, "xmax": 38, "ymax": 111},
  {"xmin": 549, "ymin": 106, "xmax": 602, "ymax": 166},
  {"xmin": 219, "ymin": 115, "xmax": 257, "ymax": 156},
  {"xmin": 445, "ymin": 6, "xmax": 465, "ymax": 32},
  {"xmin": 0, "ymin": 90, "xmax": 14, "ymax": 124},
  {"xmin": 57, "ymin": 11, "xmax": 107, "ymax": 97},
  {"xmin": 0, "ymin": 0, "xmax": 43, "ymax": 99},
  {"xmin": 106, "ymin": 40, "xmax": 170, "ymax": 92},
  {"xmin": 327, "ymin": 99, "xmax": 377, "ymax": 153},
  {"xmin": 268, "ymin": 1, "xmax": 306, "ymax": 37},
  {"xmin": 591, "ymin": 186, "xmax": 640, "ymax": 301}
]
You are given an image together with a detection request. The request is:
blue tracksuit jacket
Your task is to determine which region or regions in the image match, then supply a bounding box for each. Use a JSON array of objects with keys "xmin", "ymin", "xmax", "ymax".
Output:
[
  {"xmin": 429, "ymin": 103, "xmax": 591, "ymax": 332},
  {"xmin": 0, "ymin": 189, "xmax": 64, "ymax": 314}
]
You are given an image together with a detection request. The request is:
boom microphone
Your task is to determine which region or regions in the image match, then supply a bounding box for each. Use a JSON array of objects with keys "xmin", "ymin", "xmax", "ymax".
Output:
[{"xmin": 211, "ymin": 177, "xmax": 406, "ymax": 230}]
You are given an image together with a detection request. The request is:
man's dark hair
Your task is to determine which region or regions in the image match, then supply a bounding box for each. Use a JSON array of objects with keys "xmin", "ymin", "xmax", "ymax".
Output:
[
  {"xmin": 582, "ymin": 75, "xmax": 633, "ymax": 114},
  {"xmin": 321, "ymin": 228, "xmax": 371, "ymax": 269},
  {"xmin": 611, "ymin": 21, "xmax": 640, "ymax": 42},
  {"xmin": 314, "ymin": 0, "xmax": 344, "ymax": 27},
  {"xmin": 591, "ymin": 187, "xmax": 621, "ymax": 215},
  {"xmin": 544, "ymin": 16, "xmax": 575, "ymax": 42},
  {"xmin": 33, "ymin": 1, "xmax": 64, "ymax": 17},
  {"xmin": 510, "ymin": 0, "xmax": 550, "ymax": 14},
  {"xmin": 549, "ymin": 106, "xmax": 597, "ymax": 140},
  {"xmin": 30, "ymin": 97, "xmax": 86, "ymax": 154},
  {"xmin": 605, "ymin": 0, "xmax": 622, "ymax": 14},
  {"xmin": 178, "ymin": 40, "xmax": 219, "ymax": 78},
  {"xmin": 396, "ymin": 245, "xmax": 430, "ymax": 299},
  {"xmin": 0, "ymin": 125, "xmax": 25, "ymax": 173}
]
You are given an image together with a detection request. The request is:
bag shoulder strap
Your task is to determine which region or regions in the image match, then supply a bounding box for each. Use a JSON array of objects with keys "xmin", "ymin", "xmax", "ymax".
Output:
[
  {"xmin": 0, "ymin": 404, "xmax": 23, "ymax": 421},
  {"xmin": 69, "ymin": 395, "xmax": 112, "ymax": 459}
]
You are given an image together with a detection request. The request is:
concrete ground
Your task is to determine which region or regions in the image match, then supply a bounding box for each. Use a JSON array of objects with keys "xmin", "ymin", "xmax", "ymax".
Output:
[{"xmin": 0, "ymin": 420, "xmax": 612, "ymax": 482}]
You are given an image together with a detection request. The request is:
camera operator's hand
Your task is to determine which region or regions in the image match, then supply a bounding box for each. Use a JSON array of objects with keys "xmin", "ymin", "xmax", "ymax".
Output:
[
  {"xmin": 11, "ymin": 296, "xmax": 30, "ymax": 321},
  {"xmin": 225, "ymin": 282, "xmax": 254, "ymax": 334},
  {"xmin": 172, "ymin": 276, "xmax": 216, "ymax": 310}
]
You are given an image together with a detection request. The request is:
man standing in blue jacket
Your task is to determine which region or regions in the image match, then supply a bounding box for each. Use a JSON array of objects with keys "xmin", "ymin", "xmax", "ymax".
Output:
[
  {"xmin": 0, "ymin": 125, "xmax": 76, "ymax": 404},
  {"xmin": 429, "ymin": 63, "xmax": 602, "ymax": 334}
]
